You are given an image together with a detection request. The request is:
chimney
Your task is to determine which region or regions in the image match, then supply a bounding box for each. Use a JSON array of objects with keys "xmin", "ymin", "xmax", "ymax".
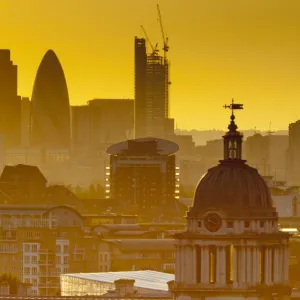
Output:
[{"xmin": 114, "ymin": 279, "xmax": 135, "ymax": 296}]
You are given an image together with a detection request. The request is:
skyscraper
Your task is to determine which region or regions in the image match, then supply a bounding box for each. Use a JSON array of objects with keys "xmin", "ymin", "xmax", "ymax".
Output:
[
  {"xmin": 134, "ymin": 37, "xmax": 147, "ymax": 138},
  {"xmin": 30, "ymin": 50, "xmax": 70, "ymax": 148},
  {"xmin": 287, "ymin": 120, "xmax": 300, "ymax": 185},
  {"xmin": 71, "ymin": 99, "xmax": 134, "ymax": 151},
  {"xmin": 134, "ymin": 37, "xmax": 173, "ymax": 139},
  {"xmin": 0, "ymin": 50, "xmax": 21, "ymax": 148},
  {"xmin": 21, "ymin": 97, "xmax": 30, "ymax": 147}
]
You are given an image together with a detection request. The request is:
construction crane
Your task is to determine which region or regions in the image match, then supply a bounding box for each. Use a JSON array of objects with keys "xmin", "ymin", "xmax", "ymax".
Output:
[
  {"xmin": 140, "ymin": 25, "xmax": 158, "ymax": 56},
  {"xmin": 157, "ymin": 4, "xmax": 169, "ymax": 60}
]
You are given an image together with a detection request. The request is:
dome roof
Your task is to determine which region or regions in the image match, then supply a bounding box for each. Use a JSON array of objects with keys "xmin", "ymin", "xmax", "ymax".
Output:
[
  {"xmin": 192, "ymin": 160, "xmax": 273, "ymax": 215},
  {"xmin": 188, "ymin": 100, "xmax": 277, "ymax": 218}
]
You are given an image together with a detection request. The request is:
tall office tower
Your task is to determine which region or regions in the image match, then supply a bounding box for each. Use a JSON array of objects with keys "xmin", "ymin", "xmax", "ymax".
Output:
[
  {"xmin": 134, "ymin": 37, "xmax": 173, "ymax": 139},
  {"xmin": 71, "ymin": 99, "xmax": 134, "ymax": 151},
  {"xmin": 31, "ymin": 50, "xmax": 71, "ymax": 148},
  {"xmin": 71, "ymin": 105, "xmax": 90, "ymax": 152},
  {"xmin": 0, "ymin": 50, "xmax": 21, "ymax": 148},
  {"xmin": 107, "ymin": 138, "xmax": 178, "ymax": 215},
  {"xmin": 287, "ymin": 120, "xmax": 300, "ymax": 185},
  {"xmin": 88, "ymin": 99, "xmax": 134, "ymax": 147},
  {"xmin": 21, "ymin": 97, "xmax": 30, "ymax": 147},
  {"xmin": 134, "ymin": 38, "xmax": 147, "ymax": 138}
]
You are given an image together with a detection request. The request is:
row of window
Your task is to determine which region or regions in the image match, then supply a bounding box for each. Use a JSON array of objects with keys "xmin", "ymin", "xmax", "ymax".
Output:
[{"xmin": 198, "ymin": 220, "xmax": 271, "ymax": 229}]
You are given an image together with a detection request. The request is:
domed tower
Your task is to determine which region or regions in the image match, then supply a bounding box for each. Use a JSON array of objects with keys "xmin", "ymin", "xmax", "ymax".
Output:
[{"xmin": 172, "ymin": 101, "xmax": 291, "ymax": 299}]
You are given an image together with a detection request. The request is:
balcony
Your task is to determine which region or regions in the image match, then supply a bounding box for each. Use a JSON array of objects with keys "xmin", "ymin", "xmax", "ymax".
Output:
[
  {"xmin": 38, "ymin": 283, "xmax": 60, "ymax": 288},
  {"xmin": 40, "ymin": 271, "xmax": 61, "ymax": 277},
  {"xmin": 0, "ymin": 236, "xmax": 17, "ymax": 241},
  {"xmin": 39, "ymin": 249, "xmax": 54, "ymax": 254},
  {"xmin": 0, "ymin": 248, "xmax": 18, "ymax": 253},
  {"xmin": 38, "ymin": 260, "xmax": 54, "ymax": 265}
]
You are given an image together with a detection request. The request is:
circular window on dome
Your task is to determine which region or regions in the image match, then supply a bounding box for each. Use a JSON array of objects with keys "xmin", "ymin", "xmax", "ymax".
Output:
[{"xmin": 204, "ymin": 213, "xmax": 222, "ymax": 232}]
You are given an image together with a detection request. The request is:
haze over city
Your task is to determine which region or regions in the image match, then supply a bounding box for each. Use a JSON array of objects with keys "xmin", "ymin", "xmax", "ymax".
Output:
[
  {"xmin": 0, "ymin": 1, "xmax": 300, "ymax": 299},
  {"xmin": 1, "ymin": 0, "xmax": 300, "ymax": 130}
]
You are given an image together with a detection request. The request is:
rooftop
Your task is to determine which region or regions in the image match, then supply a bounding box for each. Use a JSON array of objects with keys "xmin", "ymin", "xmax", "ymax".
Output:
[{"xmin": 61, "ymin": 270, "xmax": 174, "ymax": 292}]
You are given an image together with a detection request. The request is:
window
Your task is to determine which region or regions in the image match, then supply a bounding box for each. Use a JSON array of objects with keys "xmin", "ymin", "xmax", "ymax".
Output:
[
  {"xmin": 24, "ymin": 244, "xmax": 30, "ymax": 252},
  {"xmin": 244, "ymin": 221, "xmax": 250, "ymax": 228},
  {"xmin": 56, "ymin": 256, "xmax": 61, "ymax": 264},
  {"xmin": 198, "ymin": 221, "xmax": 202, "ymax": 228},
  {"xmin": 63, "ymin": 245, "xmax": 69, "ymax": 253},
  {"xmin": 32, "ymin": 244, "xmax": 38, "ymax": 252},
  {"xmin": 32, "ymin": 267, "xmax": 37, "ymax": 275},
  {"xmin": 227, "ymin": 221, "xmax": 233, "ymax": 228},
  {"xmin": 63, "ymin": 256, "xmax": 69, "ymax": 264},
  {"xmin": 24, "ymin": 256, "xmax": 30, "ymax": 264}
]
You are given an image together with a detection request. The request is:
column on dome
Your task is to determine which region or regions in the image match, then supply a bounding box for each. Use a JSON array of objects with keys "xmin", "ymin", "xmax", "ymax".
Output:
[
  {"xmin": 252, "ymin": 246, "xmax": 258, "ymax": 285},
  {"xmin": 259, "ymin": 246, "xmax": 265, "ymax": 284},
  {"xmin": 269, "ymin": 246, "xmax": 274, "ymax": 284},
  {"xmin": 246, "ymin": 246, "xmax": 252, "ymax": 284},
  {"xmin": 175, "ymin": 245, "xmax": 181, "ymax": 282},
  {"xmin": 180, "ymin": 245, "xmax": 185, "ymax": 281},
  {"xmin": 278, "ymin": 245, "xmax": 283, "ymax": 283},
  {"xmin": 233, "ymin": 245, "xmax": 238, "ymax": 287},
  {"xmin": 283, "ymin": 244, "xmax": 289, "ymax": 282},
  {"xmin": 216, "ymin": 246, "xmax": 221, "ymax": 284},
  {"xmin": 220, "ymin": 246, "xmax": 226, "ymax": 284},
  {"xmin": 209, "ymin": 246, "xmax": 217, "ymax": 284},
  {"xmin": 216, "ymin": 245, "xmax": 226, "ymax": 285},
  {"xmin": 264, "ymin": 247, "xmax": 270, "ymax": 284},
  {"xmin": 192, "ymin": 245, "xmax": 197, "ymax": 283},
  {"xmin": 225, "ymin": 245, "xmax": 232, "ymax": 284},
  {"xmin": 201, "ymin": 246, "xmax": 209, "ymax": 284},
  {"xmin": 273, "ymin": 246, "xmax": 279, "ymax": 283},
  {"xmin": 238, "ymin": 245, "xmax": 246, "ymax": 285},
  {"xmin": 184, "ymin": 245, "xmax": 192, "ymax": 283},
  {"xmin": 196, "ymin": 245, "xmax": 201, "ymax": 283}
]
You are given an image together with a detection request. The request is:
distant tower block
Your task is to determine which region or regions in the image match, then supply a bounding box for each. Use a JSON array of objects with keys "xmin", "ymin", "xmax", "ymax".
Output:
[
  {"xmin": 171, "ymin": 100, "xmax": 291, "ymax": 300},
  {"xmin": 30, "ymin": 50, "xmax": 71, "ymax": 148}
]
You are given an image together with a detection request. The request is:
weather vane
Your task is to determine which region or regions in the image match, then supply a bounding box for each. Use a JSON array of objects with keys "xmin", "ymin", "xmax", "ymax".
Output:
[{"xmin": 223, "ymin": 99, "xmax": 243, "ymax": 116}]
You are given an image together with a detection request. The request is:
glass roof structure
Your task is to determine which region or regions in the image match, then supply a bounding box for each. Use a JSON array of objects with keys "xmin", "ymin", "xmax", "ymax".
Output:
[{"xmin": 61, "ymin": 270, "xmax": 174, "ymax": 292}]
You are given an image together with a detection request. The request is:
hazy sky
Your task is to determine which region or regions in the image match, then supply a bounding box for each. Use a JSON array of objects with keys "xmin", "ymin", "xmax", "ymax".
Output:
[{"xmin": 1, "ymin": 0, "xmax": 300, "ymax": 130}]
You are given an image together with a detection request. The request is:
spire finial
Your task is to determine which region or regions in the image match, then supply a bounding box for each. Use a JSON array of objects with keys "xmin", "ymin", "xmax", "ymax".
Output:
[
  {"xmin": 221, "ymin": 99, "xmax": 245, "ymax": 162},
  {"xmin": 223, "ymin": 99, "xmax": 244, "ymax": 132}
]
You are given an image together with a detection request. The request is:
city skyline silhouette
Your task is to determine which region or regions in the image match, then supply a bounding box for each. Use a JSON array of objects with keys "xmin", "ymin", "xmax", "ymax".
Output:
[{"xmin": 1, "ymin": 0, "xmax": 300, "ymax": 130}]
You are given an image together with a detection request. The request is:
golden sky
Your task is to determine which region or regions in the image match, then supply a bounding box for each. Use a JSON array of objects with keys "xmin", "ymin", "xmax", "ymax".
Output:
[{"xmin": 1, "ymin": 0, "xmax": 300, "ymax": 130}]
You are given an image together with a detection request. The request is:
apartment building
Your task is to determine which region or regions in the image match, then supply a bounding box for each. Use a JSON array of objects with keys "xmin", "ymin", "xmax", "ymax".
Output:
[
  {"xmin": 0, "ymin": 205, "xmax": 98, "ymax": 296},
  {"xmin": 0, "ymin": 205, "xmax": 179, "ymax": 296}
]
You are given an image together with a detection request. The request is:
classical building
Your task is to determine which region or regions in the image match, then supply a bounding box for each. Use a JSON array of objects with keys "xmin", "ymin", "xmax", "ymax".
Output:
[{"xmin": 171, "ymin": 102, "xmax": 291, "ymax": 299}]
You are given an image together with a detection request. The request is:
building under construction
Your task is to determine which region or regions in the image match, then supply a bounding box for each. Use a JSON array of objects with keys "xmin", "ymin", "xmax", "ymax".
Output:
[{"xmin": 134, "ymin": 6, "xmax": 174, "ymax": 139}]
